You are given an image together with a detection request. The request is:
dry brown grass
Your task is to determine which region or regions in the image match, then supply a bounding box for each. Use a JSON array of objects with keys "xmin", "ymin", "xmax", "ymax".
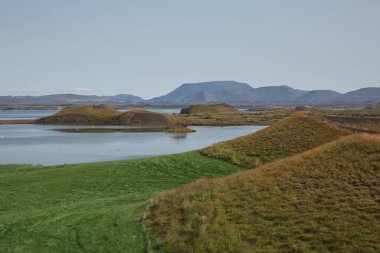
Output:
[
  {"xmin": 144, "ymin": 134, "xmax": 380, "ymax": 253},
  {"xmin": 170, "ymin": 110, "xmax": 291, "ymax": 126},
  {"xmin": 323, "ymin": 115, "xmax": 380, "ymax": 134},
  {"xmin": 314, "ymin": 106, "xmax": 380, "ymax": 133},
  {"xmin": 201, "ymin": 112, "xmax": 349, "ymax": 168}
]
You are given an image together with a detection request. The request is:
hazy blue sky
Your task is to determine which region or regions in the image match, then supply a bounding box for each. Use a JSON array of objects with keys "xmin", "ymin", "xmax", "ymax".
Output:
[{"xmin": 0, "ymin": 0, "xmax": 379, "ymax": 98}]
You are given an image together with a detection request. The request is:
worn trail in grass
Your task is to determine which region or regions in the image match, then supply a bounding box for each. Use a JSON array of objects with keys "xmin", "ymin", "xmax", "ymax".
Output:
[{"xmin": 0, "ymin": 152, "xmax": 242, "ymax": 253}]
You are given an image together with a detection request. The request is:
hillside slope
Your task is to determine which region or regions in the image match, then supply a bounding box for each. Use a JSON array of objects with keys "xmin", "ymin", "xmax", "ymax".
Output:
[
  {"xmin": 202, "ymin": 112, "xmax": 348, "ymax": 168},
  {"xmin": 145, "ymin": 135, "xmax": 380, "ymax": 253}
]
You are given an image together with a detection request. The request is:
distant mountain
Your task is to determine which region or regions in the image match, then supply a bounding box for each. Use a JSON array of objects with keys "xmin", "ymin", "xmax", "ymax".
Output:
[
  {"xmin": 150, "ymin": 81, "xmax": 254, "ymax": 103},
  {"xmin": 102, "ymin": 94, "xmax": 144, "ymax": 103},
  {"xmin": 150, "ymin": 82, "xmax": 309, "ymax": 104},
  {"xmin": 151, "ymin": 82, "xmax": 380, "ymax": 105},
  {"xmin": 336, "ymin": 87, "xmax": 380, "ymax": 104},
  {"xmin": 295, "ymin": 90, "xmax": 342, "ymax": 104},
  {"xmin": 0, "ymin": 94, "xmax": 144, "ymax": 106},
  {"xmin": 250, "ymin": 85, "xmax": 308, "ymax": 103},
  {"xmin": 1, "ymin": 82, "xmax": 379, "ymax": 106}
]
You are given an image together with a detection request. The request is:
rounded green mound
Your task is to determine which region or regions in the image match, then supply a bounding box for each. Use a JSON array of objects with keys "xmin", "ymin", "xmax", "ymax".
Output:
[
  {"xmin": 35, "ymin": 105, "xmax": 120, "ymax": 125},
  {"xmin": 202, "ymin": 112, "xmax": 349, "ymax": 168},
  {"xmin": 116, "ymin": 109, "xmax": 170, "ymax": 126},
  {"xmin": 35, "ymin": 105, "xmax": 171, "ymax": 126},
  {"xmin": 164, "ymin": 124, "xmax": 196, "ymax": 133},
  {"xmin": 144, "ymin": 135, "xmax": 380, "ymax": 253},
  {"xmin": 180, "ymin": 103, "xmax": 238, "ymax": 115}
]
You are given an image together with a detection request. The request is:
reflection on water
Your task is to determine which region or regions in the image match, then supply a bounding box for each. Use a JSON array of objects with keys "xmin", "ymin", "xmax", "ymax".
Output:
[
  {"xmin": 171, "ymin": 133, "xmax": 188, "ymax": 143},
  {"xmin": 54, "ymin": 127, "xmax": 166, "ymax": 133},
  {"xmin": 171, "ymin": 133, "xmax": 188, "ymax": 139},
  {"xmin": 0, "ymin": 124, "xmax": 265, "ymax": 165}
]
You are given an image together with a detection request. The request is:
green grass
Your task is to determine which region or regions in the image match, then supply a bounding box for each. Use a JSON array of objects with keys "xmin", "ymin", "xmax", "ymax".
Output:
[
  {"xmin": 0, "ymin": 152, "xmax": 242, "ymax": 253},
  {"xmin": 202, "ymin": 112, "xmax": 348, "ymax": 168},
  {"xmin": 145, "ymin": 135, "xmax": 380, "ymax": 253}
]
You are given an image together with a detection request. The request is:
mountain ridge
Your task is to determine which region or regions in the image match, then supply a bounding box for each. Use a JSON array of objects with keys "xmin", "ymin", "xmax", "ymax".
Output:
[
  {"xmin": 149, "ymin": 81, "xmax": 380, "ymax": 105},
  {"xmin": 1, "ymin": 81, "xmax": 379, "ymax": 106},
  {"xmin": 0, "ymin": 93, "xmax": 144, "ymax": 106}
]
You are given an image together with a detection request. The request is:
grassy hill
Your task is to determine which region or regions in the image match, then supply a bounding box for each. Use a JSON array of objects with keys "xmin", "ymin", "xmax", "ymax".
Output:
[
  {"xmin": 164, "ymin": 124, "xmax": 196, "ymax": 133},
  {"xmin": 34, "ymin": 104, "xmax": 292, "ymax": 127},
  {"xmin": 35, "ymin": 105, "xmax": 171, "ymax": 126},
  {"xmin": 180, "ymin": 103, "xmax": 238, "ymax": 115},
  {"xmin": 202, "ymin": 112, "xmax": 349, "ymax": 168},
  {"xmin": 35, "ymin": 105, "xmax": 121, "ymax": 125},
  {"xmin": 0, "ymin": 152, "xmax": 242, "ymax": 253},
  {"xmin": 144, "ymin": 134, "xmax": 380, "ymax": 253}
]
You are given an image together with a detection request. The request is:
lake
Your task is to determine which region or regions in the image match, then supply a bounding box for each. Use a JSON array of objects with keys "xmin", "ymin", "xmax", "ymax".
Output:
[
  {"xmin": 0, "ymin": 124, "xmax": 265, "ymax": 165},
  {"xmin": 0, "ymin": 110, "xmax": 60, "ymax": 120}
]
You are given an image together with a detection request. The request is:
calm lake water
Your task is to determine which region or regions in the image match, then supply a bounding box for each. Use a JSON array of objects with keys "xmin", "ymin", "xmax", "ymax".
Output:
[
  {"xmin": 0, "ymin": 124, "xmax": 265, "ymax": 165},
  {"xmin": 0, "ymin": 110, "xmax": 60, "ymax": 120}
]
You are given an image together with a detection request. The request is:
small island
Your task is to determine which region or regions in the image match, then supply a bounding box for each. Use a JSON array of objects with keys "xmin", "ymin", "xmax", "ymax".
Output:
[{"xmin": 164, "ymin": 124, "xmax": 196, "ymax": 133}]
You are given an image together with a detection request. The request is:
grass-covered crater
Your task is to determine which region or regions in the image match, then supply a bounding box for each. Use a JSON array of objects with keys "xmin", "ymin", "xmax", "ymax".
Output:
[{"xmin": 145, "ymin": 135, "xmax": 380, "ymax": 253}]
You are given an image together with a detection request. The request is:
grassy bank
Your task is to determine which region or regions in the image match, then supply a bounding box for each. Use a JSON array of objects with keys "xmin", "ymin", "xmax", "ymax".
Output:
[
  {"xmin": 145, "ymin": 135, "xmax": 380, "ymax": 253},
  {"xmin": 202, "ymin": 112, "xmax": 348, "ymax": 168},
  {"xmin": 0, "ymin": 152, "xmax": 242, "ymax": 253}
]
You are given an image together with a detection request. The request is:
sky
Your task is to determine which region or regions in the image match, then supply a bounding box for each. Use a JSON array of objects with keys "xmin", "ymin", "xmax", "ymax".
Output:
[{"xmin": 0, "ymin": 0, "xmax": 379, "ymax": 99}]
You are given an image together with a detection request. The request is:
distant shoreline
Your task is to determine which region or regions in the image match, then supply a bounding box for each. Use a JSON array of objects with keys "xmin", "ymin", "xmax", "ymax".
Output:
[{"xmin": 0, "ymin": 105, "xmax": 184, "ymax": 111}]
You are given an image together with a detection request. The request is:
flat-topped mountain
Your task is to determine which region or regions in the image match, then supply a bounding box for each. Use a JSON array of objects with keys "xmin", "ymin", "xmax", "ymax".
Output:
[
  {"xmin": 150, "ymin": 82, "xmax": 309, "ymax": 104},
  {"xmin": 150, "ymin": 81, "xmax": 254, "ymax": 103}
]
